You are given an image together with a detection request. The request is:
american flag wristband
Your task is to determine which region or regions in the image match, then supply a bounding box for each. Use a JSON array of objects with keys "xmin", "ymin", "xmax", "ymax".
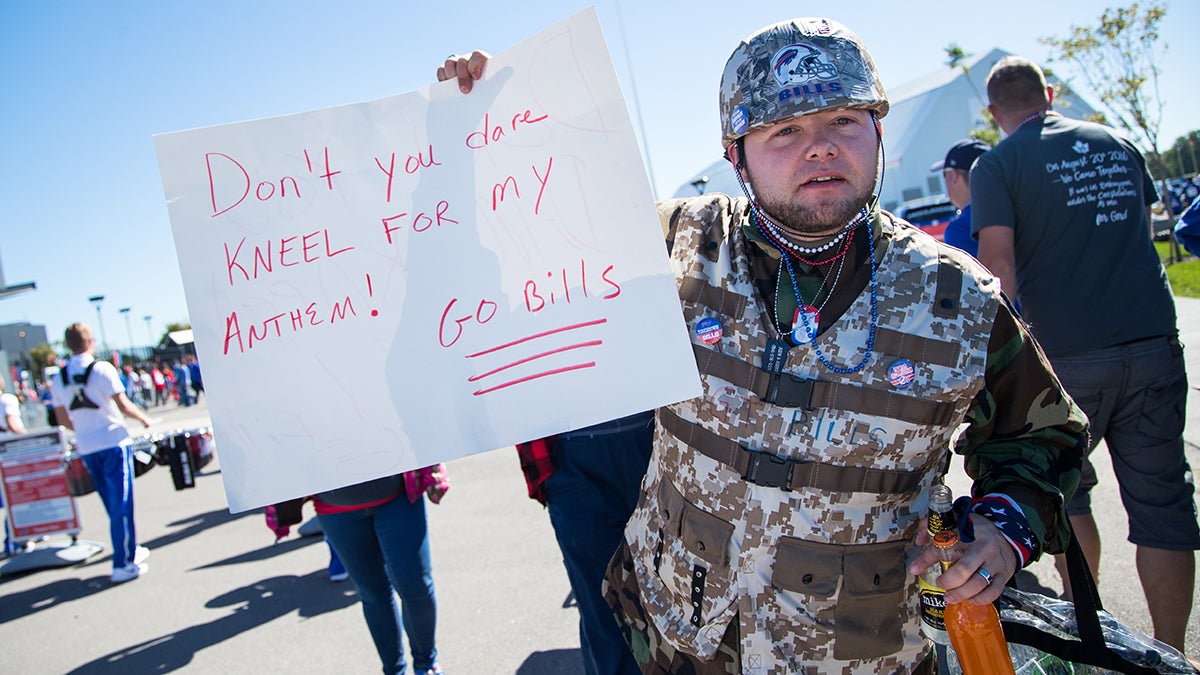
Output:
[{"xmin": 972, "ymin": 494, "xmax": 1039, "ymax": 568}]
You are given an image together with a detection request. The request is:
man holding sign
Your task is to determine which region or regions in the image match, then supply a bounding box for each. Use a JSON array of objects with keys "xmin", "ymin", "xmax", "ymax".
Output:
[{"xmin": 444, "ymin": 16, "xmax": 1085, "ymax": 674}]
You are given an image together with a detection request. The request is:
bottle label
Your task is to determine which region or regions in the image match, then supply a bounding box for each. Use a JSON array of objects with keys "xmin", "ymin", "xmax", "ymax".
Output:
[
  {"xmin": 918, "ymin": 575, "xmax": 949, "ymax": 644},
  {"xmin": 928, "ymin": 512, "xmax": 947, "ymax": 536}
]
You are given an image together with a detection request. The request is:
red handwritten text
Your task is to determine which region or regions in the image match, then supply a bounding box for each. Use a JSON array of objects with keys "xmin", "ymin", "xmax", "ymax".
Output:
[
  {"xmin": 524, "ymin": 260, "xmax": 621, "ymax": 313},
  {"xmin": 381, "ymin": 200, "xmax": 460, "ymax": 244},
  {"xmin": 222, "ymin": 297, "xmax": 357, "ymax": 355},
  {"xmin": 225, "ymin": 228, "xmax": 354, "ymax": 286},
  {"xmin": 208, "ymin": 147, "xmax": 340, "ymax": 218},
  {"xmin": 492, "ymin": 157, "xmax": 553, "ymax": 213},
  {"xmin": 438, "ymin": 297, "xmax": 499, "ymax": 348},
  {"xmin": 374, "ymin": 146, "xmax": 441, "ymax": 203},
  {"xmin": 302, "ymin": 147, "xmax": 342, "ymax": 191},
  {"xmin": 465, "ymin": 110, "xmax": 549, "ymax": 150}
]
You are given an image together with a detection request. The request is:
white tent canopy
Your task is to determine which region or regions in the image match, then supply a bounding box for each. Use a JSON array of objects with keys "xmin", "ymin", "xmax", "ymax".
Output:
[{"xmin": 162, "ymin": 329, "xmax": 194, "ymax": 347}]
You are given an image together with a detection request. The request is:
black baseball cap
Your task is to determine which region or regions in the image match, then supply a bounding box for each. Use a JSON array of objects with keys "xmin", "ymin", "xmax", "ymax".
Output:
[{"xmin": 931, "ymin": 138, "xmax": 991, "ymax": 172}]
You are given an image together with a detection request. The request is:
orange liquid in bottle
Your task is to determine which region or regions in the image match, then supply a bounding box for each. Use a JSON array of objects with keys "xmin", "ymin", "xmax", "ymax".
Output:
[
  {"xmin": 944, "ymin": 599, "xmax": 1016, "ymax": 675},
  {"xmin": 933, "ymin": 530, "xmax": 1016, "ymax": 675}
]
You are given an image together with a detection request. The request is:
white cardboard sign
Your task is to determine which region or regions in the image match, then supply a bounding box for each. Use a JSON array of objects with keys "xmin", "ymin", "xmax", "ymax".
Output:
[{"xmin": 154, "ymin": 8, "xmax": 700, "ymax": 512}]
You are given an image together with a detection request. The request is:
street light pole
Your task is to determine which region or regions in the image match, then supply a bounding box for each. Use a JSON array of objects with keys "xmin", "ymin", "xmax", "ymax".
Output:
[
  {"xmin": 87, "ymin": 295, "xmax": 107, "ymax": 354},
  {"xmin": 119, "ymin": 307, "xmax": 134, "ymax": 353},
  {"xmin": 143, "ymin": 315, "xmax": 153, "ymax": 345}
]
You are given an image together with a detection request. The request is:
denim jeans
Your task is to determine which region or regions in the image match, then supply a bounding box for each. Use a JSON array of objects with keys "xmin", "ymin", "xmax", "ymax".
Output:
[
  {"xmin": 80, "ymin": 446, "xmax": 138, "ymax": 569},
  {"xmin": 319, "ymin": 494, "xmax": 437, "ymax": 675},
  {"xmin": 545, "ymin": 411, "xmax": 654, "ymax": 675}
]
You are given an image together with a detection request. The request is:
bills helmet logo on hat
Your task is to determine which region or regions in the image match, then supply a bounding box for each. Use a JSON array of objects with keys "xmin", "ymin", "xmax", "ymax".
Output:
[{"xmin": 772, "ymin": 44, "xmax": 839, "ymax": 87}]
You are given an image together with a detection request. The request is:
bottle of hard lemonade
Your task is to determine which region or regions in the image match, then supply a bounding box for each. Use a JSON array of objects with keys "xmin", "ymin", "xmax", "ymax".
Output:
[
  {"xmin": 918, "ymin": 485, "xmax": 957, "ymax": 644},
  {"xmin": 934, "ymin": 529, "xmax": 1016, "ymax": 675}
]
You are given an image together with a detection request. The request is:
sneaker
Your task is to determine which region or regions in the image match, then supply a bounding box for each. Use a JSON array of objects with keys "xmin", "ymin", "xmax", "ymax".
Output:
[
  {"xmin": 111, "ymin": 562, "xmax": 148, "ymax": 583},
  {"xmin": 132, "ymin": 546, "xmax": 150, "ymax": 565},
  {"xmin": 424, "ymin": 664, "xmax": 444, "ymax": 675},
  {"xmin": 328, "ymin": 547, "xmax": 347, "ymax": 582}
]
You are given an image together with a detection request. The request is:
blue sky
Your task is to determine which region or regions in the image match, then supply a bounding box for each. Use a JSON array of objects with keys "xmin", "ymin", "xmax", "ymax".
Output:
[{"xmin": 2, "ymin": 0, "xmax": 1196, "ymax": 352}]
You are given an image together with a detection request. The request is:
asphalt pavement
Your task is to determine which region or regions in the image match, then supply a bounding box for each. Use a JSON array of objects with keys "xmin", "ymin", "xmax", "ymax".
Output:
[{"xmin": 2, "ymin": 299, "xmax": 1200, "ymax": 673}]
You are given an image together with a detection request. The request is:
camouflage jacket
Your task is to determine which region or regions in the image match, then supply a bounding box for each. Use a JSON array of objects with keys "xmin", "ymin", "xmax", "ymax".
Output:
[{"xmin": 620, "ymin": 195, "xmax": 1085, "ymax": 674}]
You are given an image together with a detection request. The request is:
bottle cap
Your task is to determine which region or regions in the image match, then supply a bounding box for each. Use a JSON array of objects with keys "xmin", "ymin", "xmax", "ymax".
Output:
[{"xmin": 933, "ymin": 530, "xmax": 958, "ymax": 548}]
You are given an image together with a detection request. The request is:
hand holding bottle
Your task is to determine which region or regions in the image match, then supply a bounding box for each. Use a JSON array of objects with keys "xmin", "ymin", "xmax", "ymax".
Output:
[
  {"xmin": 910, "ymin": 513, "xmax": 1018, "ymax": 605},
  {"xmin": 935, "ymin": 530, "xmax": 1017, "ymax": 675}
]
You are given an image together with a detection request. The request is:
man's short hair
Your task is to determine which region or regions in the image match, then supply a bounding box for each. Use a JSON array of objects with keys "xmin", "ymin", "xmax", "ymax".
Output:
[
  {"xmin": 986, "ymin": 55, "xmax": 1050, "ymax": 112},
  {"xmin": 64, "ymin": 323, "xmax": 93, "ymax": 354}
]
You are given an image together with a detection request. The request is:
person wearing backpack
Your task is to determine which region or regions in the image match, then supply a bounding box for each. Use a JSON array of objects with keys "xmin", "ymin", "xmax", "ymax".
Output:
[{"xmin": 51, "ymin": 322, "xmax": 153, "ymax": 583}]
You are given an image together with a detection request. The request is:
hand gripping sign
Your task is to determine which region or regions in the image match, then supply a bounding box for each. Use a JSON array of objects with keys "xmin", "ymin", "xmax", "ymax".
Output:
[{"xmin": 155, "ymin": 8, "xmax": 700, "ymax": 512}]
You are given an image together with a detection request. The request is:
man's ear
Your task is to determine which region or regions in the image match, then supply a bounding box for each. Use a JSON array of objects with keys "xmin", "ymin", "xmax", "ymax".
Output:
[
  {"xmin": 725, "ymin": 142, "xmax": 748, "ymax": 183},
  {"xmin": 987, "ymin": 103, "xmax": 1001, "ymax": 126}
]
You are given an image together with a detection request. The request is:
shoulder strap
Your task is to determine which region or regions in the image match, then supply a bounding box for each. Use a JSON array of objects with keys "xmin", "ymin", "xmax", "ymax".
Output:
[
  {"xmin": 81, "ymin": 360, "xmax": 98, "ymax": 384},
  {"xmin": 64, "ymin": 360, "xmax": 102, "ymax": 410}
]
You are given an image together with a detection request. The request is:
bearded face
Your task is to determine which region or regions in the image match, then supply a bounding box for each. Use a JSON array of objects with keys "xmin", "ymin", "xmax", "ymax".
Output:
[{"xmin": 738, "ymin": 109, "xmax": 879, "ymax": 236}]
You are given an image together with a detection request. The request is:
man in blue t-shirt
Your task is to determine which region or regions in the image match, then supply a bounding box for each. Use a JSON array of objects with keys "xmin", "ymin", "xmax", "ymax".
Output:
[
  {"xmin": 972, "ymin": 55, "xmax": 1198, "ymax": 657},
  {"xmin": 933, "ymin": 138, "xmax": 990, "ymax": 257}
]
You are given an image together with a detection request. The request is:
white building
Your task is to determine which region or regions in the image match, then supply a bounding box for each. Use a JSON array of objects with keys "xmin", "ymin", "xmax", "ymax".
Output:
[{"xmin": 674, "ymin": 48, "xmax": 1099, "ymax": 213}]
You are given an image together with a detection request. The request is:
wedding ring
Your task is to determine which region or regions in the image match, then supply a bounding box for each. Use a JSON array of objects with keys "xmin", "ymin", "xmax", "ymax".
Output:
[{"xmin": 976, "ymin": 567, "xmax": 994, "ymax": 585}]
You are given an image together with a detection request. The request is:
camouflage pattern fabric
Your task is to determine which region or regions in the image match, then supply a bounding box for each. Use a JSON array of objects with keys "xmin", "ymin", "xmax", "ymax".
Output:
[
  {"xmin": 604, "ymin": 538, "xmax": 939, "ymax": 675},
  {"xmin": 604, "ymin": 541, "xmax": 741, "ymax": 675},
  {"xmin": 719, "ymin": 17, "xmax": 888, "ymax": 147},
  {"xmin": 613, "ymin": 194, "xmax": 1084, "ymax": 674}
]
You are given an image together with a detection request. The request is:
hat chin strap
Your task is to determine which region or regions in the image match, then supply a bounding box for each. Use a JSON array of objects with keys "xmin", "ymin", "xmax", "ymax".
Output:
[{"xmin": 731, "ymin": 111, "xmax": 885, "ymax": 234}]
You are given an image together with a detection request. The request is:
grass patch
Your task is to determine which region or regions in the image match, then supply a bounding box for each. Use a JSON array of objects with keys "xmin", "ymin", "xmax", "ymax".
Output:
[{"xmin": 1158, "ymin": 241, "xmax": 1200, "ymax": 298}]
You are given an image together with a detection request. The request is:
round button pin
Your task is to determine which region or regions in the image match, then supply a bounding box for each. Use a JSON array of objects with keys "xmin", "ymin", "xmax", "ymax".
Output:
[
  {"xmin": 887, "ymin": 359, "xmax": 916, "ymax": 388},
  {"xmin": 695, "ymin": 317, "xmax": 723, "ymax": 345}
]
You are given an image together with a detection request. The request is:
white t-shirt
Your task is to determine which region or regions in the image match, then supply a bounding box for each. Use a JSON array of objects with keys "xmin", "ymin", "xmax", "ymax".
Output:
[
  {"xmin": 50, "ymin": 354, "xmax": 131, "ymax": 454},
  {"xmin": 0, "ymin": 392, "xmax": 20, "ymax": 433}
]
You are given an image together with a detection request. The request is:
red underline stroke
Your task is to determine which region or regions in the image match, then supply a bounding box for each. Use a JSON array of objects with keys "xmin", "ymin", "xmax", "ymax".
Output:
[
  {"xmin": 472, "ymin": 362, "xmax": 597, "ymax": 396},
  {"xmin": 467, "ymin": 340, "xmax": 603, "ymax": 382},
  {"xmin": 465, "ymin": 318, "xmax": 608, "ymax": 358}
]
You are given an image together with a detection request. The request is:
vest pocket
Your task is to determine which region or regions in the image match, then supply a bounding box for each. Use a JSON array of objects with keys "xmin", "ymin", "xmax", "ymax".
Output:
[
  {"xmin": 770, "ymin": 537, "xmax": 907, "ymax": 661},
  {"xmin": 654, "ymin": 480, "xmax": 736, "ymax": 631},
  {"xmin": 833, "ymin": 541, "xmax": 908, "ymax": 659}
]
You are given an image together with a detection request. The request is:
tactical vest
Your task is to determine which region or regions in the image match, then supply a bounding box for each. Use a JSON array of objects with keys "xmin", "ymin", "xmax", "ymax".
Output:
[{"xmin": 624, "ymin": 195, "xmax": 1002, "ymax": 674}]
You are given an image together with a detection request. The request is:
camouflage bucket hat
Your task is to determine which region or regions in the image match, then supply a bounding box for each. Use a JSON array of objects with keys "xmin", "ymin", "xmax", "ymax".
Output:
[{"xmin": 719, "ymin": 17, "xmax": 889, "ymax": 147}]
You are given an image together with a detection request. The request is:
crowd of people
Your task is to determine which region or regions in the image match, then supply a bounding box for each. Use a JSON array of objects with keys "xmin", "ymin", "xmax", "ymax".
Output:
[
  {"xmin": 20, "ymin": 354, "xmax": 204, "ymax": 428},
  {"xmin": 3, "ymin": 13, "xmax": 1198, "ymax": 675}
]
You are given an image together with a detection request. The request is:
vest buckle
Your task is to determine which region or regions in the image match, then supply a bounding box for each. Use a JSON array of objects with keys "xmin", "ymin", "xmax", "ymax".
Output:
[
  {"xmin": 743, "ymin": 451, "xmax": 794, "ymax": 491},
  {"xmin": 766, "ymin": 373, "xmax": 815, "ymax": 409}
]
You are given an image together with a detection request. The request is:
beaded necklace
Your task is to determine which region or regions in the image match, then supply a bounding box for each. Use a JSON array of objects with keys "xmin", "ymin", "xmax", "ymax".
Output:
[
  {"xmin": 731, "ymin": 141, "xmax": 881, "ymax": 373},
  {"xmin": 756, "ymin": 212, "xmax": 858, "ymax": 266},
  {"xmin": 759, "ymin": 215, "xmax": 854, "ymax": 255},
  {"xmin": 771, "ymin": 207, "xmax": 878, "ymax": 374},
  {"xmin": 773, "ymin": 229, "xmax": 851, "ymax": 328},
  {"xmin": 1015, "ymin": 109, "xmax": 1059, "ymax": 132}
]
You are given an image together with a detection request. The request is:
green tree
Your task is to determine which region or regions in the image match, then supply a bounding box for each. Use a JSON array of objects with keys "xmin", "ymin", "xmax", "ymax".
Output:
[
  {"xmin": 1162, "ymin": 130, "xmax": 1200, "ymax": 177},
  {"xmin": 1039, "ymin": 3, "xmax": 1168, "ymax": 176},
  {"xmin": 971, "ymin": 109, "xmax": 1002, "ymax": 147},
  {"xmin": 945, "ymin": 43, "xmax": 969, "ymax": 68},
  {"xmin": 29, "ymin": 343, "xmax": 59, "ymax": 377}
]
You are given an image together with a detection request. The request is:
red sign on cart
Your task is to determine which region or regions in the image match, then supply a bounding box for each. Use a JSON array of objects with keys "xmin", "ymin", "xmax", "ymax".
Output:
[{"xmin": 0, "ymin": 429, "xmax": 81, "ymax": 542}]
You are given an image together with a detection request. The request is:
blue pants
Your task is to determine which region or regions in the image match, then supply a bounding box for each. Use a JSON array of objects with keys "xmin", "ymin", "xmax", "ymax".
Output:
[
  {"xmin": 319, "ymin": 495, "xmax": 437, "ymax": 675},
  {"xmin": 544, "ymin": 412, "xmax": 654, "ymax": 675},
  {"xmin": 81, "ymin": 446, "xmax": 138, "ymax": 569}
]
